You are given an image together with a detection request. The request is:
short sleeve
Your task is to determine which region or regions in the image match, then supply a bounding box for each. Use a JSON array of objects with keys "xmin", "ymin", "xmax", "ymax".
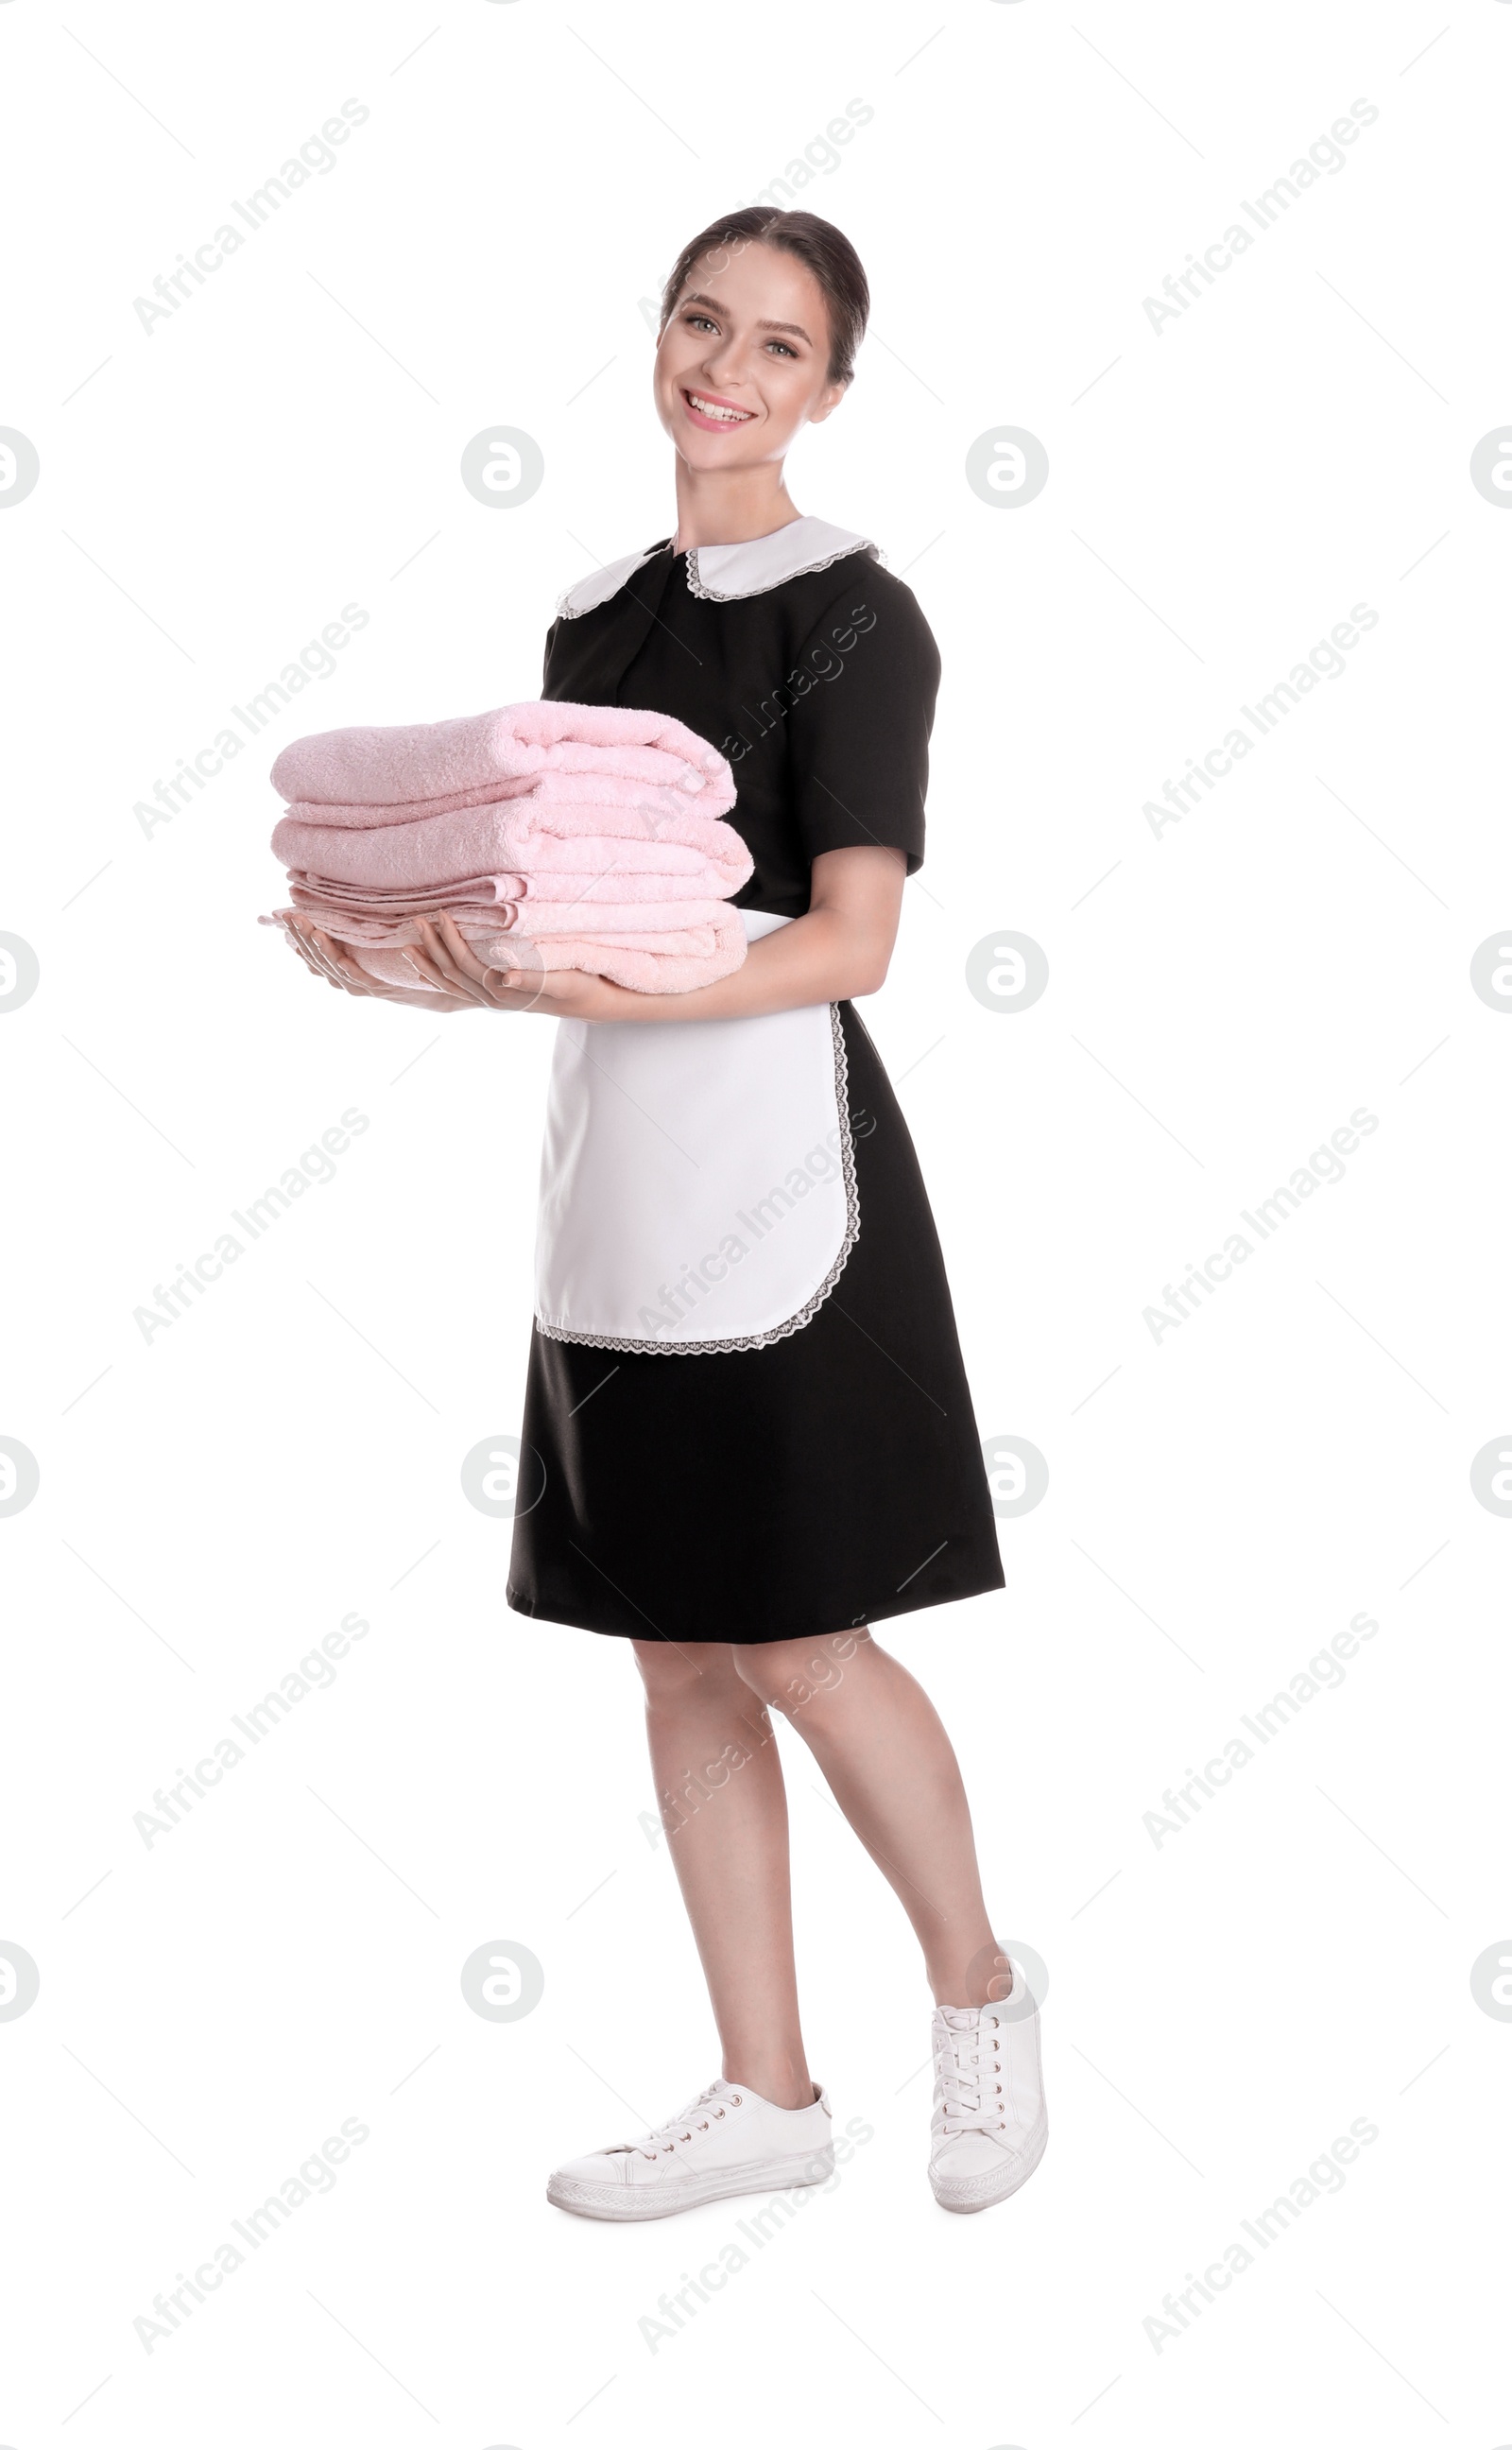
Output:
[{"xmin": 784, "ymin": 569, "xmax": 941, "ymax": 873}]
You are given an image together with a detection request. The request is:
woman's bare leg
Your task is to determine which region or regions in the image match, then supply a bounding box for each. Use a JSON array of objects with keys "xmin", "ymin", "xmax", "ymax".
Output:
[
  {"xmin": 632, "ymin": 1639, "xmax": 815, "ymax": 2109},
  {"xmin": 731, "ymin": 1629, "xmax": 1008, "ymax": 2007}
]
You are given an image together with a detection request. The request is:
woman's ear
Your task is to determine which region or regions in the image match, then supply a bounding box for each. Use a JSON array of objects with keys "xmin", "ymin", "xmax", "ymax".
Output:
[{"xmin": 808, "ymin": 379, "xmax": 850, "ymax": 427}]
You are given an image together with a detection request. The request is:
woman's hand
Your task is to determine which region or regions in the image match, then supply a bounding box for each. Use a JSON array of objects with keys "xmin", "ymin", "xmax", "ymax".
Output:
[
  {"xmin": 278, "ymin": 912, "xmax": 478, "ymax": 1009},
  {"xmin": 276, "ymin": 848, "xmax": 908, "ymax": 1027},
  {"xmin": 277, "ymin": 910, "xmax": 637, "ymax": 1017},
  {"xmin": 397, "ymin": 915, "xmax": 667, "ymax": 1019}
]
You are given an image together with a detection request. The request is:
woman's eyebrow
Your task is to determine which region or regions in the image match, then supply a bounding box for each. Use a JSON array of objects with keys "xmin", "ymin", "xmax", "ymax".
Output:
[{"xmin": 680, "ymin": 290, "xmax": 813, "ymax": 345}]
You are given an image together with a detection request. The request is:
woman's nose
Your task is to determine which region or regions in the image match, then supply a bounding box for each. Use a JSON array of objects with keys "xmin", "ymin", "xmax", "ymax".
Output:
[{"xmin": 699, "ymin": 335, "xmax": 747, "ymax": 386}]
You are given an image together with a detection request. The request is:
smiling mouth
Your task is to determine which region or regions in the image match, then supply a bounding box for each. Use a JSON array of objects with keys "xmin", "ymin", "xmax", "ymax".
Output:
[{"xmin": 682, "ymin": 389, "xmax": 755, "ymax": 426}]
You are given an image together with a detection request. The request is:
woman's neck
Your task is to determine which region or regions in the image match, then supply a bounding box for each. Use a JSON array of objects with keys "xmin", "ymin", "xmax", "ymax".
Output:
[{"xmin": 668, "ymin": 465, "xmax": 805, "ymax": 554}]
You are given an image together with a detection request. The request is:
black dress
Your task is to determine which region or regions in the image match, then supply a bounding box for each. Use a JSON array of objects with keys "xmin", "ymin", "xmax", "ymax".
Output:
[{"xmin": 506, "ymin": 520, "xmax": 1005, "ymax": 1646}]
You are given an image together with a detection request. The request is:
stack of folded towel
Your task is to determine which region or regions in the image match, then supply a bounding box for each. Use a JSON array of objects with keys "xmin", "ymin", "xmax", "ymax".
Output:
[{"xmin": 263, "ymin": 700, "xmax": 753, "ymax": 994}]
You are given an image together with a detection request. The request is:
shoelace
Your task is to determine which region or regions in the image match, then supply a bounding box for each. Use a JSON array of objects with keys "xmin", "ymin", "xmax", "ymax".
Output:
[
  {"xmin": 621, "ymin": 2080, "xmax": 741, "ymax": 2161},
  {"xmin": 933, "ymin": 2008, "xmax": 1006, "ymax": 2136}
]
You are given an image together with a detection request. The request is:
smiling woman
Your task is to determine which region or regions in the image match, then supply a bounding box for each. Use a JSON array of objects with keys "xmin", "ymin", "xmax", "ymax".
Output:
[
  {"xmin": 285, "ymin": 204, "xmax": 1043, "ymax": 2228},
  {"xmin": 525, "ymin": 208, "xmax": 1044, "ymax": 2231},
  {"xmin": 655, "ymin": 205, "xmax": 868, "ymax": 441}
]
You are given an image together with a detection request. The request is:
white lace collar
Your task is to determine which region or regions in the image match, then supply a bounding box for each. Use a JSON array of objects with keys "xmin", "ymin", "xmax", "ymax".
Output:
[{"xmin": 555, "ymin": 515, "xmax": 881, "ymax": 619}]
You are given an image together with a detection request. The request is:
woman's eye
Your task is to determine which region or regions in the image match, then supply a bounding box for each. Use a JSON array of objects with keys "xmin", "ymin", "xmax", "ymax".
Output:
[
  {"xmin": 767, "ymin": 340, "xmax": 797, "ymax": 358},
  {"xmin": 686, "ymin": 314, "xmax": 716, "ymax": 333}
]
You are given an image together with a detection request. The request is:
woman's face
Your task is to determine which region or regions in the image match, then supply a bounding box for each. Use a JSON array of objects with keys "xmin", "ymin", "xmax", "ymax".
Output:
[{"xmin": 654, "ymin": 241, "xmax": 847, "ymax": 471}]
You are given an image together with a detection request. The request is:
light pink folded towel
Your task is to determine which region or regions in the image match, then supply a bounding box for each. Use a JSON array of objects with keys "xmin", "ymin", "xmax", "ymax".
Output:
[
  {"xmin": 272, "ymin": 699, "xmax": 736, "ymax": 824},
  {"xmin": 286, "ymin": 870, "xmax": 531, "ymax": 914},
  {"xmin": 267, "ymin": 699, "xmax": 749, "ymax": 996},
  {"xmin": 281, "ymin": 767, "xmax": 735, "ymax": 833},
  {"xmin": 272, "ymin": 802, "xmax": 753, "ymax": 898},
  {"xmin": 290, "ymin": 896, "xmax": 734, "ymax": 945},
  {"xmin": 267, "ymin": 909, "xmax": 747, "ymax": 997},
  {"xmin": 280, "ymin": 771, "xmax": 720, "ymax": 832},
  {"xmin": 286, "ymin": 867, "xmax": 727, "ymax": 916}
]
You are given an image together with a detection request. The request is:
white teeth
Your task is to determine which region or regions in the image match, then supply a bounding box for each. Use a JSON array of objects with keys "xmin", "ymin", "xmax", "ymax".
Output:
[{"xmin": 689, "ymin": 393, "xmax": 751, "ymax": 423}]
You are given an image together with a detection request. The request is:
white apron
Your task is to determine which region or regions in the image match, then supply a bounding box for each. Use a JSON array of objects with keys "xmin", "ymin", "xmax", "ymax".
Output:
[{"xmin": 534, "ymin": 912, "xmax": 858, "ymax": 1354}]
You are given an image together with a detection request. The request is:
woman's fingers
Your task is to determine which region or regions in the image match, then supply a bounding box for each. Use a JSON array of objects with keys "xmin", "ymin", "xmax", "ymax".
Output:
[
  {"xmin": 430, "ymin": 912, "xmax": 494, "ymax": 981},
  {"xmin": 413, "ymin": 914, "xmax": 480, "ymax": 992},
  {"xmin": 282, "ymin": 916, "xmax": 346, "ymax": 987},
  {"xmin": 279, "ymin": 909, "xmax": 545, "ymax": 1012},
  {"xmin": 281, "ymin": 911, "xmax": 487, "ymax": 1008},
  {"xmin": 413, "ymin": 915, "xmax": 504, "ymax": 1005},
  {"xmin": 427, "ymin": 915, "xmax": 550, "ymax": 1009},
  {"xmin": 285, "ymin": 916, "xmax": 391, "ymax": 999},
  {"xmin": 395, "ymin": 934, "xmax": 455, "ymax": 993},
  {"xmin": 310, "ymin": 925, "xmax": 383, "ymax": 994}
]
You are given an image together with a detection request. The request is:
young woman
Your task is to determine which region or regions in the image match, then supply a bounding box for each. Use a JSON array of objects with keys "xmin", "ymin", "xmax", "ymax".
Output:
[{"xmin": 284, "ymin": 209, "xmax": 1046, "ymax": 2218}]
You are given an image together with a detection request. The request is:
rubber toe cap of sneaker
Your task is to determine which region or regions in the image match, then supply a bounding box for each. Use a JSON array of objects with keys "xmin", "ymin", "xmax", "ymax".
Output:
[{"xmin": 552, "ymin": 2152, "xmax": 629, "ymax": 2188}]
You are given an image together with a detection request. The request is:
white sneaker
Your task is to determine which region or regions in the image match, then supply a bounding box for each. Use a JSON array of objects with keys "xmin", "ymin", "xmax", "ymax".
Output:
[
  {"xmin": 547, "ymin": 2076, "xmax": 834, "ymax": 2221},
  {"xmin": 928, "ymin": 1960, "xmax": 1049, "ymax": 2213}
]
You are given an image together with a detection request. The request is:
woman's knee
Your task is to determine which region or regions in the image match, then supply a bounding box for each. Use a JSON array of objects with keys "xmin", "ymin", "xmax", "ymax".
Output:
[
  {"xmin": 631, "ymin": 1639, "xmax": 733, "ymax": 1711},
  {"xmin": 732, "ymin": 1632, "xmax": 861, "ymax": 1714}
]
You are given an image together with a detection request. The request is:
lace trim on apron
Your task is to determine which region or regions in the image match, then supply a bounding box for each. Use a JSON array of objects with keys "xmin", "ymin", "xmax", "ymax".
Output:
[{"xmin": 535, "ymin": 1001, "xmax": 859, "ymax": 1356}]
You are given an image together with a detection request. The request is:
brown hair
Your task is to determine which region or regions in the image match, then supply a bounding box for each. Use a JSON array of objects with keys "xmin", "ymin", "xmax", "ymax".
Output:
[{"xmin": 658, "ymin": 209, "xmax": 870, "ymax": 388}]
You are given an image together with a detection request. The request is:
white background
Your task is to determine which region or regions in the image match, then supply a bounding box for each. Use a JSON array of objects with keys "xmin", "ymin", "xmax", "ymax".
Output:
[{"xmin": 3, "ymin": 0, "xmax": 1510, "ymax": 2441}]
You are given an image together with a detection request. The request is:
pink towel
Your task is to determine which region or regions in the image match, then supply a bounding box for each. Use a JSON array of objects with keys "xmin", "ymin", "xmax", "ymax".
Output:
[
  {"xmin": 272, "ymin": 802, "xmax": 753, "ymax": 897},
  {"xmin": 290, "ymin": 896, "xmax": 734, "ymax": 945},
  {"xmin": 267, "ymin": 910, "xmax": 747, "ymax": 997},
  {"xmin": 286, "ymin": 870, "xmax": 530, "ymax": 914},
  {"xmin": 286, "ymin": 866, "xmax": 731, "ymax": 914},
  {"xmin": 279, "ymin": 770, "xmax": 724, "ymax": 832},
  {"xmin": 267, "ymin": 700, "xmax": 749, "ymax": 997},
  {"xmin": 280, "ymin": 767, "xmax": 736, "ymax": 832},
  {"xmin": 272, "ymin": 699, "xmax": 736, "ymax": 821}
]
